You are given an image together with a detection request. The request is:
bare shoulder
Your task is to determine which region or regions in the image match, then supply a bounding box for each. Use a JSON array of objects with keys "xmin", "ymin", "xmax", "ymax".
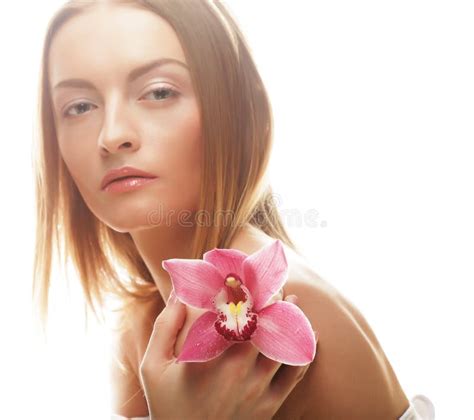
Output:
[
  {"xmin": 284, "ymin": 269, "xmax": 410, "ymax": 419},
  {"xmin": 230, "ymin": 227, "xmax": 410, "ymax": 419},
  {"xmin": 227, "ymin": 223, "xmax": 333, "ymax": 297}
]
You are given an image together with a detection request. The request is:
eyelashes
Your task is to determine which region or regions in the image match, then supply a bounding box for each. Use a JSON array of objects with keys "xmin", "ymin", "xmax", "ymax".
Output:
[
  {"xmin": 63, "ymin": 102, "xmax": 94, "ymax": 117},
  {"xmin": 142, "ymin": 86, "xmax": 179, "ymax": 102},
  {"xmin": 62, "ymin": 85, "xmax": 180, "ymax": 118}
]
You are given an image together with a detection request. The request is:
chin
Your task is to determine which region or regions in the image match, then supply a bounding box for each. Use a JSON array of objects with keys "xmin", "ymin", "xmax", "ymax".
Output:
[
  {"xmin": 100, "ymin": 217, "xmax": 150, "ymax": 233},
  {"xmin": 88, "ymin": 203, "xmax": 157, "ymax": 233},
  {"xmin": 85, "ymin": 189, "xmax": 199, "ymax": 232}
]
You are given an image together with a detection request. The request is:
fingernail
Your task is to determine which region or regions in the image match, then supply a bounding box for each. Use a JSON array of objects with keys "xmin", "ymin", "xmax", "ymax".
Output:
[{"xmin": 287, "ymin": 294, "xmax": 298, "ymax": 304}]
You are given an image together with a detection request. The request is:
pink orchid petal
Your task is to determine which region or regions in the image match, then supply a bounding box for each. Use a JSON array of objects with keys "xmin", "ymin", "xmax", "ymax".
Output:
[
  {"xmin": 242, "ymin": 239, "xmax": 289, "ymax": 312},
  {"xmin": 251, "ymin": 300, "xmax": 317, "ymax": 366},
  {"xmin": 162, "ymin": 259, "xmax": 224, "ymax": 311},
  {"xmin": 176, "ymin": 311, "xmax": 234, "ymax": 363},
  {"xmin": 203, "ymin": 247, "xmax": 248, "ymax": 280}
]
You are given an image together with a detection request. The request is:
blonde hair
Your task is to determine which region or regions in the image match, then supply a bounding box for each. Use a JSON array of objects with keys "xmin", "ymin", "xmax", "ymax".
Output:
[{"xmin": 32, "ymin": 0, "xmax": 300, "ymax": 332}]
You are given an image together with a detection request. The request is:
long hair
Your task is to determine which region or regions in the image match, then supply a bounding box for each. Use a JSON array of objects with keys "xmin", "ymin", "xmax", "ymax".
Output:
[{"xmin": 32, "ymin": 0, "xmax": 300, "ymax": 331}]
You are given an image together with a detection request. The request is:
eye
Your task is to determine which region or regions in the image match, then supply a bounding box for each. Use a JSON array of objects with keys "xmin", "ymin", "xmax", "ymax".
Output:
[
  {"xmin": 61, "ymin": 85, "xmax": 179, "ymax": 118},
  {"xmin": 141, "ymin": 85, "xmax": 179, "ymax": 102},
  {"xmin": 63, "ymin": 102, "xmax": 96, "ymax": 118}
]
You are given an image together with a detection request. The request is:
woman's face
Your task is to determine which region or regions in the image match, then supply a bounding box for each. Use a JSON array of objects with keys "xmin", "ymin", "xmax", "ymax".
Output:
[{"xmin": 48, "ymin": 4, "xmax": 202, "ymax": 232}]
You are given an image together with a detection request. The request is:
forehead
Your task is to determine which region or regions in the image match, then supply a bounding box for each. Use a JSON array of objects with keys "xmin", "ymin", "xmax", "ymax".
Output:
[{"xmin": 48, "ymin": 4, "xmax": 187, "ymax": 86}]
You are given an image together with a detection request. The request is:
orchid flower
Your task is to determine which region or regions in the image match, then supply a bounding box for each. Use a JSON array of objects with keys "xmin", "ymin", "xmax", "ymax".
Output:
[{"xmin": 162, "ymin": 239, "xmax": 318, "ymax": 366}]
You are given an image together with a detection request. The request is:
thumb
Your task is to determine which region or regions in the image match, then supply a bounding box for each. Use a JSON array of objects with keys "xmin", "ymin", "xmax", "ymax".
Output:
[
  {"xmin": 146, "ymin": 289, "xmax": 187, "ymax": 366},
  {"xmin": 285, "ymin": 294, "xmax": 298, "ymax": 305}
]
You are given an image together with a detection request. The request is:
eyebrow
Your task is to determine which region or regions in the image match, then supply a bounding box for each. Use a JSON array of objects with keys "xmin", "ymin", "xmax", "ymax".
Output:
[{"xmin": 53, "ymin": 57, "xmax": 189, "ymax": 91}]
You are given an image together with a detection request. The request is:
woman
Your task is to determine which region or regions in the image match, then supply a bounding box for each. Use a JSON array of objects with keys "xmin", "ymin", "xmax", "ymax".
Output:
[{"xmin": 33, "ymin": 0, "xmax": 434, "ymax": 418}]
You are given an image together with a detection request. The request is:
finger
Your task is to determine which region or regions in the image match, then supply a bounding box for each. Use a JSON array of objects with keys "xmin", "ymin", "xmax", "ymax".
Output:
[
  {"xmin": 268, "ymin": 361, "xmax": 311, "ymax": 403},
  {"xmin": 266, "ymin": 325, "xmax": 315, "ymax": 403},
  {"xmin": 224, "ymin": 340, "xmax": 258, "ymax": 362},
  {"xmin": 284, "ymin": 294, "xmax": 298, "ymax": 305},
  {"xmin": 143, "ymin": 289, "xmax": 187, "ymax": 368}
]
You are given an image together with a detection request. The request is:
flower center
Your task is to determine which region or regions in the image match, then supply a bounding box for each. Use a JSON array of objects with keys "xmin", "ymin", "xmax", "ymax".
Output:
[{"xmin": 213, "ymin": 273, "xmax": 258, "ymax": 341}]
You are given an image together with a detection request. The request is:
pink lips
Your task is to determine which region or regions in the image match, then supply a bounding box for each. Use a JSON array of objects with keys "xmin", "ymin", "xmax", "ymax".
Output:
[{"xmin": 101, "ymin": 165, "xmax": 158, "ymax": 192}]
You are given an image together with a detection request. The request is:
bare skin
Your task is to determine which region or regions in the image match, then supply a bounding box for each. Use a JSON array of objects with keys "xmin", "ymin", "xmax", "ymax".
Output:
[
  {"xmin": 49, "ymin": 3, "xmax": 411, "ymax": 418},
  {"xmin": 118, "ymin": 224, "xmax": 316, "ymax": 419},
  {"xmin": 49, "ymin": 3, "xmax": 316, "ymax": 418},
  {"xmin": 120, "ymin": 224, "xmax": 410, "ymax": 419}
]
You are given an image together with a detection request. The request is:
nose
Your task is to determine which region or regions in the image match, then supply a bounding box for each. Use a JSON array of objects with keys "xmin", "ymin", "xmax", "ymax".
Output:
[{"xmin": 98, "ymin": 97, "xmax": 141, "ymax": 156}]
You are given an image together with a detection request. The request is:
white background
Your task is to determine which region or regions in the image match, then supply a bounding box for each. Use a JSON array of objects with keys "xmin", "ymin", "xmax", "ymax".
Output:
[{"xmin": 1, "ymin": 1, "xmax": 473, "ymax": 418}]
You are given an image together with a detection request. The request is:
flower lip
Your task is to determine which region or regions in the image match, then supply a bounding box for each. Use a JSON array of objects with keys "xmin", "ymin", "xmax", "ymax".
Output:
[{"xmin": 100, "ymin": 165, "xmax": 158, "ymax": 190}]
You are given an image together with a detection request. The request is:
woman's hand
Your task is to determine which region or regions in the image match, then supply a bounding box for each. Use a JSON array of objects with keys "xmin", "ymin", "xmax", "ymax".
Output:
[{"xmin": 139, "ymin": 291, "xmax": 312, "ymax": 420}]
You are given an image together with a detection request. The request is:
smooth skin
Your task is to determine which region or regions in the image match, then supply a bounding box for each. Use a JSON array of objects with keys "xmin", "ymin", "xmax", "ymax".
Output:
[
  {"xmin": 140, "ymin": 291, "xmax": 313, "ymax": 420},
  {"xmin": 112, "ymin": 225, "xmax": 412, "ymax": 419},
  {"xmin": 49, "ymin": 3, "xmax": 320, "ymax": 419}
]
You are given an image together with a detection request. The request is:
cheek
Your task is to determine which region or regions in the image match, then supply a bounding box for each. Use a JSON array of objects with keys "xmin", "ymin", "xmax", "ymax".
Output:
[
  {"xmin": 59, "ymin": 141, "xmax": 85, "ymax": 188},
  {"xmin": 162, "ymin": 108, "xmax": 202, "ymax": 209},
  {"xmin": 58, "ymin": 135, "xmax": 96, "ymax": 192},
  {"xmin": 180, "ymin": 120, "xmax": 202, "ymax": 201},
  {"xmin": 53, "ymin": 99, "xmax": 203, "ymax": 232},
  {"xmin": 182, "ymin": 136, "xmax": 202, "ymax": 211}
]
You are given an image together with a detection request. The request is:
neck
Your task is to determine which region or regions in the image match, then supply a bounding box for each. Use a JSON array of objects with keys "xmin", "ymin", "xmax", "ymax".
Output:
[
  {"xmin": 130, "ymin": 223, "xmax": 197, "ymax": 303},
  {"xmin": 130, "ymin": 222, "xmax": 257, "ymax": 303}
]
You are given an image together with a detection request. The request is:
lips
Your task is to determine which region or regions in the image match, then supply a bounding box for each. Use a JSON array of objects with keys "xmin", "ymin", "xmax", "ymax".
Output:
[{"xmin": 101, "ymin": 166, "xmax": 157, "ymax": 190}]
